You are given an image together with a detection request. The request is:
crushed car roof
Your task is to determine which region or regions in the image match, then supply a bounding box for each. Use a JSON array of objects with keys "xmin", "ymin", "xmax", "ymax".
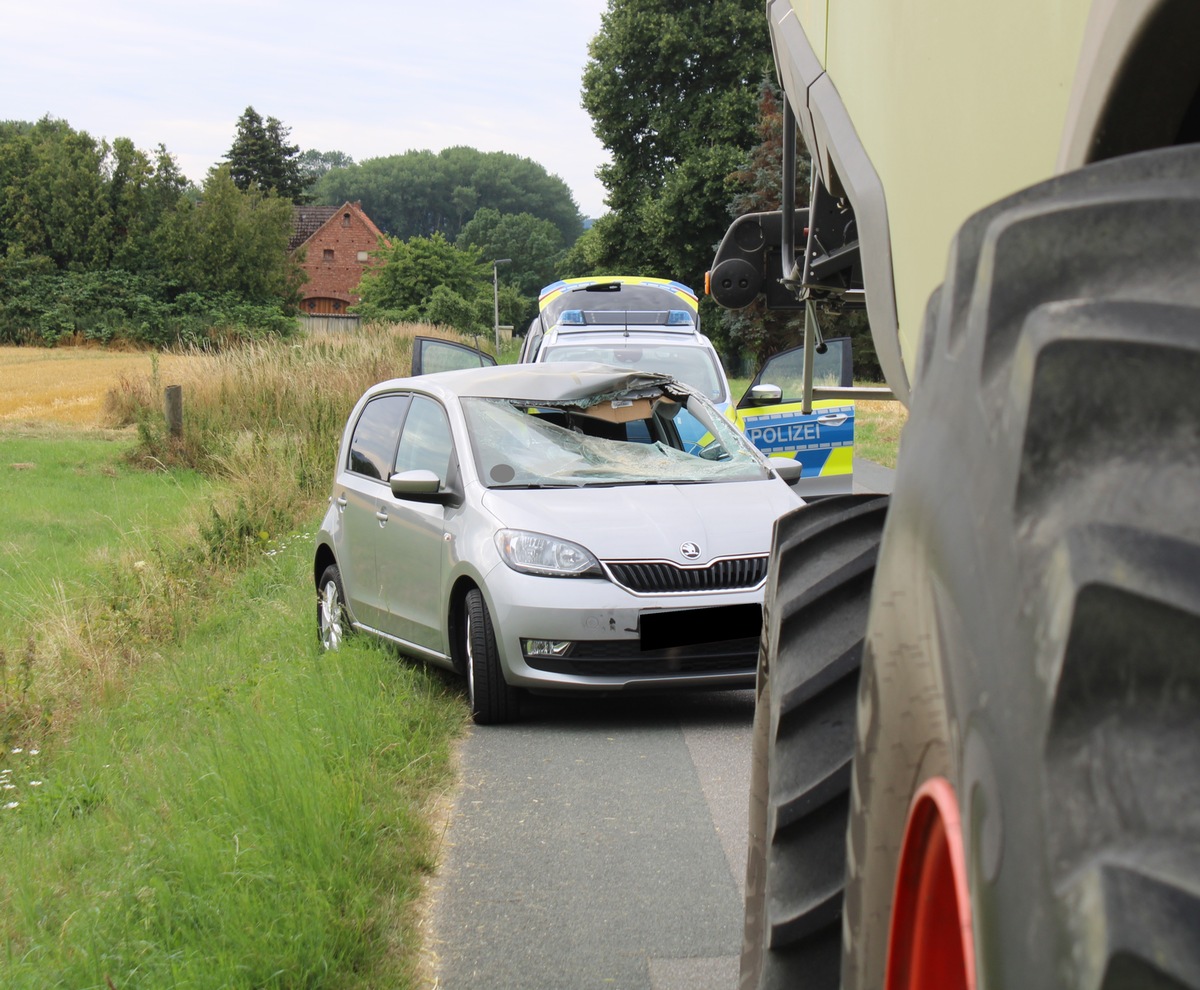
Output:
[{"xmin": 384, "ymin": 362, "xmax": 694, "ymax": 405}]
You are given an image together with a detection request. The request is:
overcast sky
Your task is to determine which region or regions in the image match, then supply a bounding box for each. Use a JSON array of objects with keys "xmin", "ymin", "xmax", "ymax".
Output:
[{"xmin": 5, "ymin": 0, "xmax": 613, "ymax": 218}]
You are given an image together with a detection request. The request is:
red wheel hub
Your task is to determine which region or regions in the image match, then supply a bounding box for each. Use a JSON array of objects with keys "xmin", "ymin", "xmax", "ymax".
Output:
[{"xmin": 885, "ymin": 776, "xmax": 976, "ymax": 990}]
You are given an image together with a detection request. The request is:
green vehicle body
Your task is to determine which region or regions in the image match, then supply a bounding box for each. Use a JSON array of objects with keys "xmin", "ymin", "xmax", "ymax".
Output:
[
  {"xmin": 717, "ymin": 3, "xmax": 1200, "ymax": 989},
  {"xmin": 762, "ymin": 0, "xmax": 1199, "ymax": 403}
]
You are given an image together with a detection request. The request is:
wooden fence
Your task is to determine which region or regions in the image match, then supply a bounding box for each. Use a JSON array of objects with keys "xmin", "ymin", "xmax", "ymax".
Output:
[{"xmin": 298, "ymin": 314, "xmax": 362, "ymax": 334}]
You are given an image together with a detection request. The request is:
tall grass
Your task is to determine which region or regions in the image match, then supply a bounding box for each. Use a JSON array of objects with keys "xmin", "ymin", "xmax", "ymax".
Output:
[
  {"xmin": 2, "ymin": 322, "xmax": 473, "ymax": 987},
  {"xmin": 852, "ymin": 393, "xmax": 907, "ymax": 469},
  {"xmin": 105, "ymin": 322, "xmax": 450, "ymax": 510},
  {"xmin": 3, "ymin": 324, "xmax": 472, "ymax": 739},
  {"xmin": 0, "ymin": 431, "xmax": 209, "ymax": 741},
  {"xmin": 1, "ymin": 534, "xmax": 465, "ymax": 989}
]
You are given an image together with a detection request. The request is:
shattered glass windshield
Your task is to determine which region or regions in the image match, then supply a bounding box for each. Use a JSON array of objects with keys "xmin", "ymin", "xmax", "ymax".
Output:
[{"xmin": 461, "ymin": 391, "xmax": 767, "ymax": 489}]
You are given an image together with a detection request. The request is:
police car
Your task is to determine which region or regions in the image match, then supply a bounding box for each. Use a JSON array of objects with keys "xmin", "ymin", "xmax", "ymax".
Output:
[
  {"xmin": 521, "ymin": 277, "xmax": 732, "ymax": 408},
  {"xmin": 733, "ymin": 337, "xmax": 856, "ymax": 496},
  {"xmin": 523, "ymin": 276, "xmax": 856, "ymax": 495}
]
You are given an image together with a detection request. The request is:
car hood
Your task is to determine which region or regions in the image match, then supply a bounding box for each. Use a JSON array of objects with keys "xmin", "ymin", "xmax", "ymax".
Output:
[{"xmin": 479, "ymin": 479, "xmax": 799, "ymax": 564}]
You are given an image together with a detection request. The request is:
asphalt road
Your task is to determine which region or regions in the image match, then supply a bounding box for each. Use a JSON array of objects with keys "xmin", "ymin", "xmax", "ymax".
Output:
[
  {"xmin": 423, "ymin": 462, "xmax": 893, "ymax": 989},
  {"xmin": 425, "ymin": 690, "xmax": 755, "ymax": 990}
]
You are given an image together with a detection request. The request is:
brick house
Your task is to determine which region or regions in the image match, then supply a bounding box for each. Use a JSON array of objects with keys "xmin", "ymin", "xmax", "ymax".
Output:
[{"xmin": 289, "ymin": 201, "xmax": 388, "ymax": 316}]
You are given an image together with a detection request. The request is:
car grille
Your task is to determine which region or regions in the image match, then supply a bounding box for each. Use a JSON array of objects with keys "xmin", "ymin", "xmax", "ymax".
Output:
[{"xmin": 604, "ymin": 555, "xmax": 769, "ymax": 594}]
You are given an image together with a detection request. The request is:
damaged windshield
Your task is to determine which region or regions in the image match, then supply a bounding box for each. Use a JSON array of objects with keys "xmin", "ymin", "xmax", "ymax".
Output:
[{"xmin": 461, "ymin": 391, "xmax": 767, "ymax": 489}]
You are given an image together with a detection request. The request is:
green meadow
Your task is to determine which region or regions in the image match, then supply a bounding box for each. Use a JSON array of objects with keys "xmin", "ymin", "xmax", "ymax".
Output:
[{"xmin": 1, "ymin": 327, "xmax": 468, "ymax": 989}]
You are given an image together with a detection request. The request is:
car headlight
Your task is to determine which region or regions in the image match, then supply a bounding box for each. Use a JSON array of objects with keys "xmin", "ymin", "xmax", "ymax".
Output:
[{"xmin": 495, "ymin": 529, "xmax": 601, "ymax": 577}]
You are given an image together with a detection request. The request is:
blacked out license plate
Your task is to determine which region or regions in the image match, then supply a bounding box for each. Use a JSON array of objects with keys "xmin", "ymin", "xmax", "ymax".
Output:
[{"xmin": 639, "ymin": 603, "xmax": 762, "ymax": 652}]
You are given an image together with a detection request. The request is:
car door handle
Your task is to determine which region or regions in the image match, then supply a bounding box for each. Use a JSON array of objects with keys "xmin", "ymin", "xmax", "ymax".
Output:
[
  {"xmin": 817, "ymin": 413, "xmax": 848, "ymax": 428},
  {"xmin": 375, "ymin": 510, "xmax": 388, "ymax": 527},
  {"xmin": 335, "ymin": 495, "xmax": 348, "ymax": 510}
]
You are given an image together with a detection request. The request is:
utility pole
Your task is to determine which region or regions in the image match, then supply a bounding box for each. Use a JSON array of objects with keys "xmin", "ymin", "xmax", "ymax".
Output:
[{"xmin": 492, "ymin": 258, "xmax": 512, "ymax": 355}]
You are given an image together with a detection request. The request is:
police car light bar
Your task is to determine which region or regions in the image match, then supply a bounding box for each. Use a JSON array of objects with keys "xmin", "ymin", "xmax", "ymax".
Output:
[{"xmin": 554, "ymin": 310, "xmax": 696, "ymax": 331}]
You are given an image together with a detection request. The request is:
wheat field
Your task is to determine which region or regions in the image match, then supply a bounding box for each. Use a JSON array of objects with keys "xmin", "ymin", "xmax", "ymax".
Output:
[{"xmin": 0, "ymin": 345, "xmax": 198, "ymax": 426}]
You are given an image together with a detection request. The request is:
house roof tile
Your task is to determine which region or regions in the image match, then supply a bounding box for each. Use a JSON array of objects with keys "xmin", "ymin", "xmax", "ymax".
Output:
[
  {"xmin": 289, "ymin": 201, "xmax": 389, "ymax": 253},
  {"xmin": 289, "ymin": 205, "xmax": 341, "ymax": 252}
]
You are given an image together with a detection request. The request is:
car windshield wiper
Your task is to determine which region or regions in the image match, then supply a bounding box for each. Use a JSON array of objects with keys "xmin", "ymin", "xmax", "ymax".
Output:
[
  {"xmin": 578, "ymin": 479, "xmax": 664, "ymax": 488},
  {"xmin": 488, "ymin": 482, "xmax": 582, "ymax": 490}
]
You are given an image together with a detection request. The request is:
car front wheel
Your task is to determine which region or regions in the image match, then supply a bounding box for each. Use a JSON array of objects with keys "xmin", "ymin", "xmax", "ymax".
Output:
[
  {"xmin": 317, "ymin": 563, "xmax": 349, "ymax": 651},
  {"xmin": 464, "ymin": 588, "xmax": 519, "ymax": 725}
]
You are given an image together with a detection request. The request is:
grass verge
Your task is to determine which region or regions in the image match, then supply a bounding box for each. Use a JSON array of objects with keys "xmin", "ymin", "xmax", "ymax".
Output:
[
  {"xmin": 1, "ymin": 324, "xmax": 474, "ymax": 987},
  {"xmin": 1, "ymin": 518, "xmax": 466, "ymax": 988}
]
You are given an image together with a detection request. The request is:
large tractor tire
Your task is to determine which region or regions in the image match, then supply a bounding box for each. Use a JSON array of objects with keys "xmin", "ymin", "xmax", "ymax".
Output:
[
  {"xmin": 740, "ymin": 493, "xmax": 889, "ymax": 990},
  {"xmin": 843, "ymin": 144, "xmax": 1200, "ymax": 990}
]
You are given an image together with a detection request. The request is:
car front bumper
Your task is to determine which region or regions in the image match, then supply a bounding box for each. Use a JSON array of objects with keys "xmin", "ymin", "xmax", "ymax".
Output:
[{"xmin": 483, "ymin": 568, "xmax": 762, "ymax": 692}]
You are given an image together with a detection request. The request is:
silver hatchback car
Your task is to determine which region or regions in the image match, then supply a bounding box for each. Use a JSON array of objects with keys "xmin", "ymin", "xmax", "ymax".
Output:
[{"xmin": 313, "ymin": 363, "xmax": 803, "ymax": 723}]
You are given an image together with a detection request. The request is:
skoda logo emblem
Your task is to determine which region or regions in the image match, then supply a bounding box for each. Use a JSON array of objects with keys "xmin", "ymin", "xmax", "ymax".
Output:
[{"xmin": 680, "ymin": 541, "xmax": 701, "ymax": 560}]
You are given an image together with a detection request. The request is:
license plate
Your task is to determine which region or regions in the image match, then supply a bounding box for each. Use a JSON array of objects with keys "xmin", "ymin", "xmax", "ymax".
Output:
[{"xmin": 639, "ymin": 603, "xmax": 762, "ymax": 652}]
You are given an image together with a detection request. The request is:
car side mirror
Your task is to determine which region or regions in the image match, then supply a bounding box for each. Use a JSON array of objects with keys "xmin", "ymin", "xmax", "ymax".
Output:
[
  {"xmin": 747, "ymin": 383, "xmax": 783, "ymax": 406},
  {"xmin": 771, "ymin": 459, "xmax": 803, "ymax": 486},
  {"xmin": 389, "ymin": 469, "xmax": 461, "ymax": 506}
]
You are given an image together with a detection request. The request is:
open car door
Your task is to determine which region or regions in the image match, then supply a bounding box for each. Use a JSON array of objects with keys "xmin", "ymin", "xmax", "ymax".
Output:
[
  {"xmin": 735, "ymin": 336, "xmax": 855, "ymax": 496},
  {"xmin": 412, "ymin": 336, "xmax": 497, "ymax": 376}
]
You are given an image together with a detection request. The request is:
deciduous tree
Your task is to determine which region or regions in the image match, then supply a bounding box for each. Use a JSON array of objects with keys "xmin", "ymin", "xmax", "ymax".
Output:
[
  {"xmin": 580, "ymin": 0, "xmax": 772, "ymax": 331},
  {"xmin": 156, "ymin": 165, "xmax": 302, "ymax": 306},
  {"xmin": 297, "ymin": 149, "xmax": 355, "ymax": 183},
  {"xmin": 315, "ymin": 147, "xmax": 583, "ymax": 245},
  {"xmin": 455, "ymin": 209, "xmax": 563, "ymax": 298},
  {"xmin": 355, "ymin": 232, "xmax": 490, "ymax": 329},
  {"xmin": 0, "ymin": 117, "xmax": 111, "ymax": 270}
]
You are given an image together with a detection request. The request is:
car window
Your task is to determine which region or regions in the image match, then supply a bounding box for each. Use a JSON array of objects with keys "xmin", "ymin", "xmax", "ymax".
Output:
[
  {"xmin": 461, "ymin": 394, "xmax": 766, "ymax": 489},
  {"xmin": 519, "ymin": 318, "xmax": 543, "ymax": 362},
  {"xmin": 348, "ymin": 394, "xmax": 412, "ymax": 480},
  {"xmin": 744, "ymin": 338, "xmax": 853, "ymax": 404},
  {"xmin": 540, "ymin": 343, "xmax": 726, "ymax": 402},
  {"xmin": 393, "ymin": 395, "xmax": 454, "ymax": 484},
  {"xmin": 412, "ymin": 336, "xmax": 496, "ymax": 375}
]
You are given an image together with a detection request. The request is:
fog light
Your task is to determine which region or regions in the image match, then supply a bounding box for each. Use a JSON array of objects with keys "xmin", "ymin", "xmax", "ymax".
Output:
[{"xmin": 522, "ymin": 639, "xmax": 573, "ymax": 657}]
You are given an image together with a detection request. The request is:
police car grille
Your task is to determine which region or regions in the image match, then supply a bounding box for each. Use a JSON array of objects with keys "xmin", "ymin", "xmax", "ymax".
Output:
[{"xmin": 606, "ymin": 556, "xmax": 769, "ymax": 594}]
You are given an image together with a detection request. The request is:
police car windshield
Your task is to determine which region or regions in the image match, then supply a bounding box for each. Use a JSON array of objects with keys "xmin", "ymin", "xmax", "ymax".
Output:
[
  {"xmin": 539, "ymin": 344, "xmax": 726, "ymax": 403},
  {"xmin": 461, "ymin": 395, "xmax": 764, "ymax": 489}
]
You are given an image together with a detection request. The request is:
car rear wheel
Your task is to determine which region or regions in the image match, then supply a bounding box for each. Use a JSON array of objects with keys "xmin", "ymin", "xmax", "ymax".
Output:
[
  {"xmin": 317, "ymin": 563, "xmax": 349, "ymax": 651},
  {"xmin": 843, "ymin": 145, "xmax": 1200, "ymax": 990},
  {"xmin": 739, "ymin": 494, "xmax": 888, "ymax": 990},
  {"xmin": 464, "ymin": 588, "xmax": 519, "ymax": 725}
]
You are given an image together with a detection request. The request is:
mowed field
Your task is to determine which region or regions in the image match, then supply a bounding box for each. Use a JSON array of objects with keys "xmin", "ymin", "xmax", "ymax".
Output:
[{"xmin": 0, "ymin": 345, "xmax": 197, "ymax": 427}]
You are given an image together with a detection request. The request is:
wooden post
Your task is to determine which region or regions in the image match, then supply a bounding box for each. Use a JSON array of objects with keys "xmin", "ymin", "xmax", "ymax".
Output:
[{"xmin": 164, "ymin": 385, "xmax": 183, "ymax": 438}]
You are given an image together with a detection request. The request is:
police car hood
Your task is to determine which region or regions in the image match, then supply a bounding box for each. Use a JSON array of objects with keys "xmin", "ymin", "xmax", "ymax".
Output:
[{"xmin": 480, "ymin": 479, "xmax": 798, "ymax": 564}]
